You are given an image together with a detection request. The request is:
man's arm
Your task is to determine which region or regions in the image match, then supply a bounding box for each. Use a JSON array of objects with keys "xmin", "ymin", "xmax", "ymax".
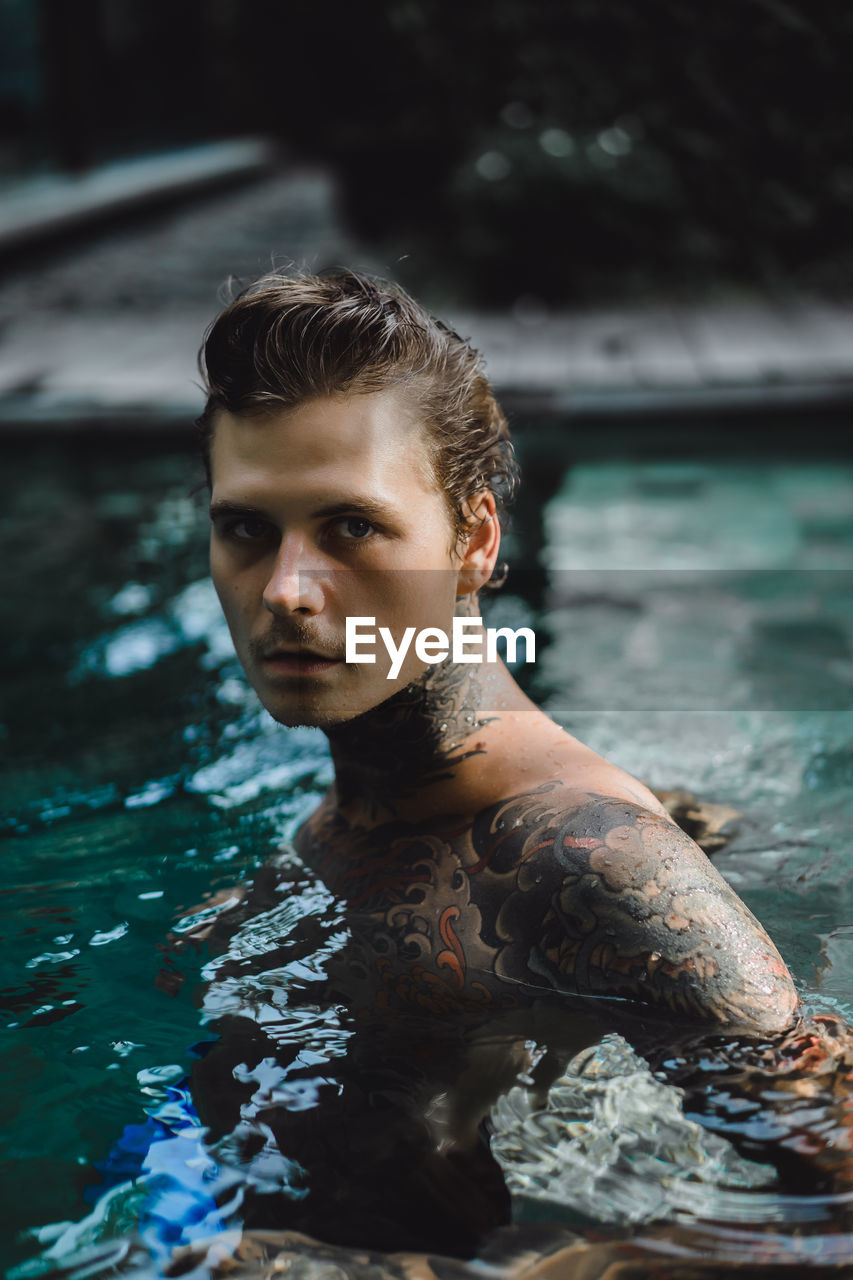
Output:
[{"xmin": 480, "ymin": 787, "xmax": 799, "ymax": 1033}]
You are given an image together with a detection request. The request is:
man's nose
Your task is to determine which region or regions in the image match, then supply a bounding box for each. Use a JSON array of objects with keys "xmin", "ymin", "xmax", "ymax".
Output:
[{"xmin": 262, "ymin": 535, "xmax": 325, "ymax": 616}]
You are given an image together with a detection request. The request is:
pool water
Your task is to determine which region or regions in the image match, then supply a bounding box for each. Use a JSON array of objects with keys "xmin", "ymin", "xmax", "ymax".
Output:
[{"xmin": 1, "ymin": 428, "xmax": 852, "ymax": 1276}]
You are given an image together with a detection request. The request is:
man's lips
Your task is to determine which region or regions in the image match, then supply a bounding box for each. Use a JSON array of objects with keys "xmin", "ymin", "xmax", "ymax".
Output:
[{"xmin": 258, "ymin": 644, "xmax": 344, "ymax": 675}]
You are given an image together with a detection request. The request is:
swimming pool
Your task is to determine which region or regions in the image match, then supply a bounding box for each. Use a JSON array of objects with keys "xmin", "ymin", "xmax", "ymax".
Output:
[{"xmin": 2, "ymin": 421, "xmax": 852, "ymax": 1276}]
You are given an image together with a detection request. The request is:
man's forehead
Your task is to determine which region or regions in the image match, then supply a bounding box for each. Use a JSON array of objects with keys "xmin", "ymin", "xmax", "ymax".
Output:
[{"xmin": 206, "ymin": 390, "xmax": 438, "ymax": 493}]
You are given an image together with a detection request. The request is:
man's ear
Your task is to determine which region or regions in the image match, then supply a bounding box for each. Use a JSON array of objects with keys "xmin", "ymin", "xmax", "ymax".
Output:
[{"xmin": 455, "ymin": 491, "xmax": 501, "ymax": 597}]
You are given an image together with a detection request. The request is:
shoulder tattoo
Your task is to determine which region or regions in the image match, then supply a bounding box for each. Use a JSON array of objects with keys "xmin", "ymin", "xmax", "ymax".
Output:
[{"xmin": 472, "ymin": 788, "xmax": 799, "ymax": 1032}]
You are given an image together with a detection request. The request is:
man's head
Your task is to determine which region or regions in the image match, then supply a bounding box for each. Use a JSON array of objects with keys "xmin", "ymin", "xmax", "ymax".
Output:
[
  {"xmin": 198, "ymin": 269, "xmax": 518, "ymax": 546},
  {"xmin": 198, "ymin": 269, "xmax": 519, "ymax": 728}
]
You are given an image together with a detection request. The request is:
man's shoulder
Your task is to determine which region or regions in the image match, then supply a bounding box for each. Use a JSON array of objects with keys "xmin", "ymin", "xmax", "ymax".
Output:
[
  {"xmin": 470, "ymin": 782, "xmax": 742, "ymax": 918},
  {"xmin": 461, "ymin": 709, "xmax": 672, "ymax": 827},
  {"xmin": 294, "ymin": 778, "xmax": 798, "ymax": 1032},
  {"xmin": 465, "ymin": 779, "xmax": 672, "ymax": 873},
  {"xmin": 465, "ymin": 781, "xmax": 799, "ymax": 1033}
]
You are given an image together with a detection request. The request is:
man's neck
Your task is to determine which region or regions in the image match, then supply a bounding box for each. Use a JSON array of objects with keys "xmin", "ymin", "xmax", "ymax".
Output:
[
  {"xmin": 325, "ymin": 594, "xmax": 534, "ymax": 817},
  {"xmin": 326, "ymin": 648, "xmax": 495, "ymax": 816}
]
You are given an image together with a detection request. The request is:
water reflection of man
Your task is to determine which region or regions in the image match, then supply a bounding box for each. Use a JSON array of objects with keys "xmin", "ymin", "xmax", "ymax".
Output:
[{"xmin": 198, "ymin": 268, "xmax": 797, "ymax": 1038}]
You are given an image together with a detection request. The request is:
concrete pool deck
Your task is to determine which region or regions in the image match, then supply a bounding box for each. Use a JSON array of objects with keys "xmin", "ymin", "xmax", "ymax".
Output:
[{"xmin": 0, "ymin": 148, "xmax": 852, "ymax": 429}]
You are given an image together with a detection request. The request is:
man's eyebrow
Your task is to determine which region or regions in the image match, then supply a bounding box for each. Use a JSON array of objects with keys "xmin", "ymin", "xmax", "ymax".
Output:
[
  {"xmin": 309, "ymin": 499, "xmax": 396, "ymax": 523},
  {"xmin": 208, "ymin": 500, "xmax": 270, "ymax": 521},
  {"xmin": 208, "ymin": 498, "xmax": 398, "ymax": 522}
]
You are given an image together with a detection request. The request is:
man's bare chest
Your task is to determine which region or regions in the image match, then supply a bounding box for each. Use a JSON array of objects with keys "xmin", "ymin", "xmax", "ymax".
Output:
[{"xmin": 292, "ymin": 801, "xmax": 550, "ymax": 1014}]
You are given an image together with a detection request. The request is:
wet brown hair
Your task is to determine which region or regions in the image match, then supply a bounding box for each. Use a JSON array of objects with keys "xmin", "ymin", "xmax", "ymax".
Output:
[{"xmin": 197, "ymin": 269, "xmax": 519, "ymax": 549}]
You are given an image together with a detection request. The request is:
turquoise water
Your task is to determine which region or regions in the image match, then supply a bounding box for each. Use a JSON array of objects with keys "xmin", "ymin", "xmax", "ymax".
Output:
[{"xmin": 1, "ymin": 433, "xmax": 852, "ymax": 1275}]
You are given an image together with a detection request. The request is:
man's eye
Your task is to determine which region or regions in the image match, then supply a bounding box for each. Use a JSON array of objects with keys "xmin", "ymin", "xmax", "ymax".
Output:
[
  {"xmin": 335, "ymin": 517, "xmax": 375, "ymax": 541},
  {"xmin": 226, "ymin": 517, "xmax": 272, "ymax": 541}
]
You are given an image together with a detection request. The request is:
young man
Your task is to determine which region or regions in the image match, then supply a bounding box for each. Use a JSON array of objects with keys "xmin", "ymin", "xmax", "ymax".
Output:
[{"xmin": 198, "ymin": 268, "xmax": 798, "ymax": 1036}]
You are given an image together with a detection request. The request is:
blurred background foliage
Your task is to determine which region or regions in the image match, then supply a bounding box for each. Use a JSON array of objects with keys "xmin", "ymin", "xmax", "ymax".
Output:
[{"xmin": 1, "ymin": 0, "xmax": 852, "ymax": 303}]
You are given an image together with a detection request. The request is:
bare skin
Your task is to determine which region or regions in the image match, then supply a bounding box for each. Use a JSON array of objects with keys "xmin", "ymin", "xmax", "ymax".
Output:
[{"xmin": 293, "ymin": 625, "xmax": 798, "ymax": 1034}]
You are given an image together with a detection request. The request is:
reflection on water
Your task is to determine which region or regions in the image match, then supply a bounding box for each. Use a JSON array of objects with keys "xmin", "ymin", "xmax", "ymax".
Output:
[
  {"xmin": 2, "ymin": 440, "xmax": 853, "ymax": 1277},
  {"xmin": 491, "ymin": 1034, "xmax": 777, "ymax": 1224}
]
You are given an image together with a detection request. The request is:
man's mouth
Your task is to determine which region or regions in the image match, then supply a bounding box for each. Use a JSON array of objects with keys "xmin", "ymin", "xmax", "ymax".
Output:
[{"xmin": 258, "ymin": 645, "xmax": 344, "ymax": 676}]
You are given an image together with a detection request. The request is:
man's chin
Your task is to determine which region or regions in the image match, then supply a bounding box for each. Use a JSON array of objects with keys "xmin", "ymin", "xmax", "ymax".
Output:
[
  {"xmin": 255, "ymin": 686, "xmax": 361, "ymax": 730},
  {"xmin": 257, "ymin": 680, "xmax": 409, "ymax": 731},
  {"xmin": 267, "ymin": 706, "xmax": 350, "ymax": 730}
]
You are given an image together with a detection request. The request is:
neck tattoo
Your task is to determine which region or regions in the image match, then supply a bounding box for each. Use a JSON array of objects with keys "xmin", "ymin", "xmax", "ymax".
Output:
[{"xmin": 327, "ymin": 599, "xmax": 496, "ymax": 815}]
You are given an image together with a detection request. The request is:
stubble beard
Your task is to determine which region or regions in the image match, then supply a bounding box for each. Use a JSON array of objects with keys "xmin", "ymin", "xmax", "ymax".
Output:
[{"xmin": 253, "ymin": 661, "xmax": 408, "ymax": 732}]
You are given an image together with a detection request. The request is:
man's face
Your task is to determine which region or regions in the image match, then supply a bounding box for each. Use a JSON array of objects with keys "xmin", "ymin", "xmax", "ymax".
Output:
[{"xmin": 208, "ymin": 389, "xmax": 466, "ymax": 728}]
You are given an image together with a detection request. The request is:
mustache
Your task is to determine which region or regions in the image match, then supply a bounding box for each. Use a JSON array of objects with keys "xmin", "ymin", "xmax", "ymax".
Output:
[{"xmin": 249, "ymin": 625, "xmax": 345, "ymax": 662}]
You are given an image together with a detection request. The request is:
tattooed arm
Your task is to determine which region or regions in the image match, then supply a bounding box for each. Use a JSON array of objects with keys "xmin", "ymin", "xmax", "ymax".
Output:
[{"xmin": 488, "ymin": 788, "xmax": 799, "ymax": 1033}]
